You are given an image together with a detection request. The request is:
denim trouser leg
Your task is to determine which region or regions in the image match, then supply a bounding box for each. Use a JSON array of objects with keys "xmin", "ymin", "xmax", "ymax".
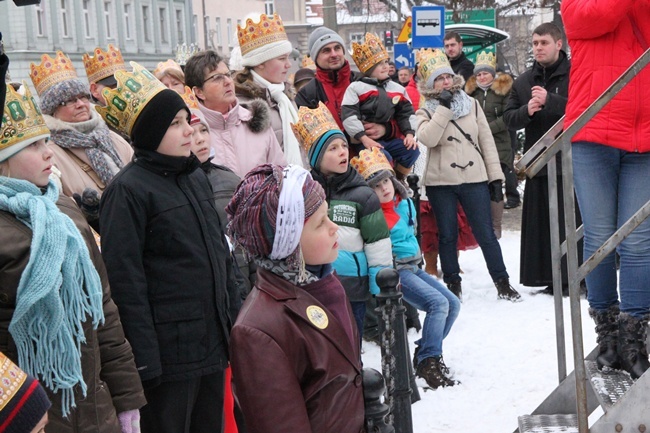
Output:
[
  {"xmin": 573, "ymin": 142, "xmax": 650, "ymax": 317},
  {"xmin": 427, "ymin": 183, "xmax": 509, "ymax": 284},
  {"xmin": 399, "ymin": 268, "xmax": 461, "ymax": 361},
  {"xmin": 350, "ymin": 301, "xmax": 366, "ymax": 343}
]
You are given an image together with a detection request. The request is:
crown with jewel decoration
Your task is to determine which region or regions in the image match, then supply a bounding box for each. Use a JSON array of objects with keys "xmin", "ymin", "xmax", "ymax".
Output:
[
  {"xmin": 301, "ymin": 55, "xmax": 316, "ymax": 70},
  {"xmin": 95, "ymin": 61, "xmax": 166, "ymax": 136},
  {"xmin": 351, "ymin": 33, "xmax": 389, "ymax": 74},
  {"xmin": 291, "ymin": 102, "xmax": 341, "ymax": 151},
  {"xmin": 179, "ymin": 86, "xmax": 199, "ymax": 110},
  {"xmin": 1, "ymin": 83, "xmax": 50, "ymax": 156},
  {"xmin": 29, "ymin": 51, "xmax": 79, "ymax": 97},
  {"xmin": 82, "ymin": 44, "xmax": 127, "ymax": 84},
  {"xmin": 415, "ymin": 48, "xmax": 452, "ymax": 85},
  {"xmin": 350, "ymin": 147, "xmax": 394, "ymax": 180},
  {"xmin": 153, "ymin": 59, "xmax": 183, "ymax": 79},
  {"xmin": 475, "ymin": 51, "xmax": 497, "ymax": 70},
  {"xmin": 237, "ymin": 13, "xmax": 289, "ymax": 56}
]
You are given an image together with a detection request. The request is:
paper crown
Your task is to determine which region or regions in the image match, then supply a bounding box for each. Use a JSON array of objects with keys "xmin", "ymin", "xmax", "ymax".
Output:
[
  {"xmin": 475, "ymin": 51, "xmax": 497, "ymax": 70},
  {"xmin": 1, "ymin": 83, "xmax": 50, "ymax": 153},
  {"xmin": 82, "ymin": 44, "xmax": 127, "ymax": 84},
  {"xmin": 351, "ymin": 33, "xmax": 389, "ymax": 74},
  {"xmin": 301, "ymin": 55, "xmax": 316, "ymax": 70},
  {"xmin": 29, "ymin": 51, "xmax": 79, "ymax": 97},
  {"xmin": 153, "ymin": 59, "xmax": 183, "ymax": 78},
  {"xmin": 237, "ymin": 13, "xmax": 288, "ymax": 56},
  {"xmin": 415, "ymin": 48, "xmax": 451, "ymax": 84},
  {"xmin": 350, "ymin": 147, "xmax": 394, "ymax": 180},
  {"xmin": 291, "ymin": 102, "xmax": 340, "ymax": 151},
  {"xmin": 95, "ymin": 61, "xmax": 166, "ymax": 136},
  {"xmin": 179, "ymin": 86, "xmax": 199, "ymax": 109}
]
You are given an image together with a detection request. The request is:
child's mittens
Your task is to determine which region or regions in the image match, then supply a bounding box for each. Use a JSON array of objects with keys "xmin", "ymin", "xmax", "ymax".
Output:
[{"xmin": 118, "ymin": 409, "xmax": 141, "ymax": 433}]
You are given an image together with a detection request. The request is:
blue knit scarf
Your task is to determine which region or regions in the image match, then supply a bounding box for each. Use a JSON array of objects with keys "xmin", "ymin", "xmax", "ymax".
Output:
[{"xmin": 0, "ymin": 178, "xmax": 104, "ymax": 417}]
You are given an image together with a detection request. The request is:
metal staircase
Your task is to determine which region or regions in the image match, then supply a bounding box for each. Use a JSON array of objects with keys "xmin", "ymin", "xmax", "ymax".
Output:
[{"xmin": 514, "ymin": 48, "xmax": 650, "ymax": 433}]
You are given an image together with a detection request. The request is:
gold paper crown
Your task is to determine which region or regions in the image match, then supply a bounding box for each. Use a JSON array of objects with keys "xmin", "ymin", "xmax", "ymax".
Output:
[
  {"xmin": 415, "ymin": 48, "xmax": 451, "ymax": 84},
  {"xmin": 153, "ymin": 59, "xmax": 183, "ymax": 79},
  {"xmin": 351, "ymin": 33, "xmax": 389, "ymax": 74},
  {"xmin": 29, "ymin": 51, "xmax": 79, "ymax": 96},
  {"xmin": 350, "ymin": 147, "xmax": 394, "ymax": 180},
  {"xmin": 291, "ymin": 102, "xmax": 340, "ymax": 151},
  {"xmin": 179, "ymin": 86, "xmax": 199, "ymax": 109},
  {"xmin": 301, "ymin": 55, "xmax": 316, "ymax": 70},
  {"xmin": 237, "ymin": 13, "xmax": 288, "ymax": 56},
  {"xmin": 95, "ymin": 62, "xmax": 166, "ymax": 136},
  {"xmin": 475, "ymin": 51, "xmax": 497, "ymax": 70},
  {"xmin": 82, "ymin": 44, "xmax": 127, "ymax": 84},
  {"xmin": 1, "ymin": 83, "xmax": 50, "ymax": 153}
]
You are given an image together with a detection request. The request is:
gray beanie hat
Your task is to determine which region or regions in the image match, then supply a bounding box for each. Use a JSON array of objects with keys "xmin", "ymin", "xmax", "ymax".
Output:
[
  {"xmin": 308, "ymin": 27, "xmax": 346, "ymax": 64},
  {"xmin": 473, "ymin": 63, "xmax": 496, "ymax": 77},
  {"xmin": 39, "ymin": 78, "xmax": 89, "ymax": 115},
  {"xmin": 366, "ymin": 169, "xmax": 409, "ymax": 200}
]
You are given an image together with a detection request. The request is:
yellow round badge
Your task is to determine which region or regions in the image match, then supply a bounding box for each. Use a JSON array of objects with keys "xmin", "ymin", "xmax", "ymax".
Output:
[
  {"xmin": 392, "ymin": 95, "xmax": 401, "ymax": 105},
  {"xmin": 306, "ymin": 305, "xmax": 329, "ymax": 329}
]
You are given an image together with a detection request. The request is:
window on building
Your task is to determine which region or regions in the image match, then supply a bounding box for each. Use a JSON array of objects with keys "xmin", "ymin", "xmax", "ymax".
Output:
[
  {"xmin": 159, "ymin": 7, "xmax": 168, "ymax": 43},
  {"xmin": 35, "ymin": 3, "xmax": 47, "ymax": 37},
  {"xmin": 124, "ymin": 2, "xmax": 133, "ymax": 40},
  {"xmin": 227, "ymin": 18, "xmax": 233, "ymax": 47},
  {"xmin": 347, "ymin": 0, "xmax": 363, "ymax": 16},
  {"xmin": 60, "ymin": 0, "xmax": 70, "ymax": 37},
  {"xmin": 264, "ymin": 0, "xmax": 274, "ymax": 15},
  {"xmin": 215, "ymin": 18, "xmax": 221, "ymax": 46},
  {"xmin": 142, "ymin": 5, "xmax": 151, "ymax": 42},
  {"xmin": 350, "ymin": 32, "xmax": 364, "ymax": 47},
  {"xmin": 204, "ymin": 15, "xmax": 210, "ymax": 48},
  {"xmin": 82, "ymin": 0, "xmax": 93, "ymax": 38},
  {"xmin": 175, "ymin": 9, "xmax": 184, "ymax": 44},
  {"xmin": 104, "ymin": 1, "xmax": 114, "ymax": 39},
  {"xmin": 193, "ymin": 14, "xmax": 199, "ymax": 44}
]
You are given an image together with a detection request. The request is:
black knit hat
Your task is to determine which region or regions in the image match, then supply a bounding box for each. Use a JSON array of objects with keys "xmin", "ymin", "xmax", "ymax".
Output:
[
  {"xmin": 131, "ymin": 89, "xmax": 190, "ymax": 151},
  {"xmin": 0, "ymin": 353, "xmax": 51, "ymax": 433}
]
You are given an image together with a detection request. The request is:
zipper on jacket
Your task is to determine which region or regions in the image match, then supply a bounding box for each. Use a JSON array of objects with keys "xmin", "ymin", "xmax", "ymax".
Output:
[{"xmin": 352, "ymin": 254, "xmax": 362, "ymax": 278}]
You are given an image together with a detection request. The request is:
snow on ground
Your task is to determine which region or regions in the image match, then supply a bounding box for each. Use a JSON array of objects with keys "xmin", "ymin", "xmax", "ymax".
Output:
[{"xmin": 360, "ymin": 230, "xmax": 597, "ymax": 433}]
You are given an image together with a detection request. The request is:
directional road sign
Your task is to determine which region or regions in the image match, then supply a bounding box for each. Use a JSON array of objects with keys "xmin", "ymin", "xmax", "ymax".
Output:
[
  {"xmin": 411, "ymin": 6, "xmax": 445, "ymax": 49},
  {"xmin": 393, "ymin": 43, "xmax": 414, "ymax": 69}
]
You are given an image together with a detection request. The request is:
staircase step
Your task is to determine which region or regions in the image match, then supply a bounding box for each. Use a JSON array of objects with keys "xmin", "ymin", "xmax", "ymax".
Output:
[
  {"xmin": 518, "ymin": 414, "xmax": 578, "ymax": 433},
  {"xmin": 585, "ymin": 360, "xmax": 634, "ymax": 410}
]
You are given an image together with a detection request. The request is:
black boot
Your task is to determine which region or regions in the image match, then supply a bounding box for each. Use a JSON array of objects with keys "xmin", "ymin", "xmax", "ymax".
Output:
[
  {"xmin": 446, "ymin": 281, "xmax": 462, "ymax": 301},
  {"xmin": 618, "ymin": 313, "xmax": 650, "ymax": 379},
  {"xmin": 494, "ymin": 278, "xmax": 522, "ymax": 302},
  {"xmin": 588, "ymin": 305, "xmax": 621, "ymax": 370},
  {"xmin": 416, "ymin": 356, "xmax": 457, "ymax": 389}
]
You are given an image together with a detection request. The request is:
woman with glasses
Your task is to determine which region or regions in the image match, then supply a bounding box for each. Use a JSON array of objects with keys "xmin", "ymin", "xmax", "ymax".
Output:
[
  {"xmin": 29, "ymin": 51, "xmax": 132, "ymax": 228},
  {"xmin": 415, "ymin": 49, "xmax": 521, "ymax": 302}
]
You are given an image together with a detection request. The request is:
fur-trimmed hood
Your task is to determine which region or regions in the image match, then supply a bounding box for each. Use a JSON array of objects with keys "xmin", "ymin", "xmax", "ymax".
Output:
[
  {"xmin": 417, "ymin": 74, "xmax": 465, "ymax": 100},
  {"xmin": 464, "ymin": 72, "xmax": 513, "ymax": 96},
  {"xmin": 239, "ymin": 98, "xmax": 273, "ymax": 134}
]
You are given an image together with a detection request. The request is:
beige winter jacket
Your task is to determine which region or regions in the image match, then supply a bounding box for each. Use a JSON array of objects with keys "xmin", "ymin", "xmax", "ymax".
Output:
[{"xmin": 416, "ymin": 83, "xmax": 504, "ymax": 187}]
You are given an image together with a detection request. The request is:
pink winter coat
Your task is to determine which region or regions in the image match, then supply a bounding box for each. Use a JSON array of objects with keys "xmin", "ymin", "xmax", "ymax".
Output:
[
  {"xmin": 561, "ymin": 0, "xmax": 650, "ymax": 152},
  {"xmin": 200, "ymin": 99, "xmax": 286, "ymax": 178}
]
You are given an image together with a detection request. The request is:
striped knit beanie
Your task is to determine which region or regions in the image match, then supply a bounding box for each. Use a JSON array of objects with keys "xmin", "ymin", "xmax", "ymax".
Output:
[
  {"xmin": 0, "ymin": 353, "xmax": 51, "ymax": 433},
  {"xmin": 226, "ymin": 164, "xmax": 325, "ymax": 269}
]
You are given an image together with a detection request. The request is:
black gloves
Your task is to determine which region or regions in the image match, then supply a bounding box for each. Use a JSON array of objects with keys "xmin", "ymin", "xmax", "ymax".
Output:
[
  {"xmin": 73, "ymin": 188, "xmax": 101, "ymax": 222},
  {"xmin": 489, "ymin": 180, "xmax": 504, "ymax": 203},
  {"xmin": 438, "ymin": 90, "xmax": 453, "ymax": 109}
]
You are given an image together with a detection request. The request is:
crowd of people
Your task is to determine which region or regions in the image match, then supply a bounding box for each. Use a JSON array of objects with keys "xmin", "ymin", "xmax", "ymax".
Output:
[{"xmin": 0, "ymin": 4, "xmax": 649, "ymax": 432}]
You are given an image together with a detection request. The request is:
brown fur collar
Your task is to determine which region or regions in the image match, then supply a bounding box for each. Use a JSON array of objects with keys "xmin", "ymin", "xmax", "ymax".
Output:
[
  {"xmin": 465, "ymin": 73, "xmax": 513, "ymax": 97},
  {"xmin": 233, "ymin": 68, "xmax": 295, "ymax": 101}
]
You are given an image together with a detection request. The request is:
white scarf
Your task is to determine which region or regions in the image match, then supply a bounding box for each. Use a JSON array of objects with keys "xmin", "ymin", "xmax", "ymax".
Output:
[
  {"xmin": 270, "ymin": 165, "xmax": 309, "ymax": 260},
  {"xmin": 250, "ymin": 70, "xmax": 304, "ymax": 167}
]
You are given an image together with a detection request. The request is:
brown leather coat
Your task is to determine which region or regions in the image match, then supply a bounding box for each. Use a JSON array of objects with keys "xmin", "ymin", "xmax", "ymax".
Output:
[
  {"xmin": 230, "ymin": 269, "xmax": 365, "ymax": 433},
  {"xmin": 0, "ymin": 195, "xmax": 146, "ymax": 433}
]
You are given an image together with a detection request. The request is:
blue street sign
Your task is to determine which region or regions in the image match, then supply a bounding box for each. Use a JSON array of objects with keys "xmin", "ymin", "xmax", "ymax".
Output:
[
  {"xmin": 393, "ymin": 43, "xmax": 414, "ymax": 69},
  {"xmin": 411, "ymin": 6, "xmax": 446, "ymax": 49}
]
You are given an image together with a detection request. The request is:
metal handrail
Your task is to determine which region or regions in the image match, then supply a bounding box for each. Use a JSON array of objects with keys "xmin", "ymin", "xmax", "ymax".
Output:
[{"xmin": 515, "ymin": 47, "xmax": 650, "ymax": 433}]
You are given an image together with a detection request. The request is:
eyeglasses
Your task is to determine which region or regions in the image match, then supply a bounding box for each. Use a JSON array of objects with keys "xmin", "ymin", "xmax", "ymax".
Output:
[
  {"xmin": 59, "ymin": 94, "xmax": 90, "ymax": 107},
  {"xmin": 434, "ymin": 74, "xmax": 454, "ymax": 83},
  {"xmin": 203, "ymin": 70, "xmax": 233, "ymax": 85}
]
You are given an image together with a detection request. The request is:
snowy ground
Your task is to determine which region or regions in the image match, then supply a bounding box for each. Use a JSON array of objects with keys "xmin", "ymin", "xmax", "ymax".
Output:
[{"xmin": 360, "ymin": 230, "xmax": 598, "ymax": 433}]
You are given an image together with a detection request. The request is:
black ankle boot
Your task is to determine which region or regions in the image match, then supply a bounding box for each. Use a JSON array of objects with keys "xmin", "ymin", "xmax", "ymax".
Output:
[
  {"xmin": 589, "ymin": 305, "xmax": 621, "ymax": 370},
  {"xmin": 618, "ymin": 312, "xmax": 650, "ymax": 379},
  {"xmin": 446, "ymin": 281, "xmax": 462, "ymax": 301},
  {"xmin": 494, "ymin": 278, "xmax": 521, "ymax": 302}
]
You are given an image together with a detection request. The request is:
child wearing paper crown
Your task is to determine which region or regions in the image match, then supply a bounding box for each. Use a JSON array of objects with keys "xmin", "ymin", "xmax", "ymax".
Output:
[
  {"xmin": 351, "ymin": 147, "xmax": 461, "ymax": 389},
  {"xmin": 97, "ymin": 62, "xmax": 241, "ymax": 433},
  {"xmin": 226, "ymin": 164, "xmax": 364, "ymax": 433},
  {"xmin": 0, "ymin": 84, "xmax": 145, "ymax": 432},
  {"xmin": 292, "ymin": 102, "xmax": 393, "ymax": 343},
  {"xmin": 341, "ymin": 32, "xmax": 420, "ymax": 180}
]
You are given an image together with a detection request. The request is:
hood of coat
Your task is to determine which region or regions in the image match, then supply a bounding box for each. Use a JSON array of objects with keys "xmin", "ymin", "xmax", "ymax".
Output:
[
  {"xmin": 238, "ymin": 98, "xmax": 273, "ymax": 134},
  {"xmin": 418, "ymin": 74, "xmax": 465, "ymax": 100},
  {"xmin": 465, "ymin": 72, "xmax": 513, "ymax": 96}
]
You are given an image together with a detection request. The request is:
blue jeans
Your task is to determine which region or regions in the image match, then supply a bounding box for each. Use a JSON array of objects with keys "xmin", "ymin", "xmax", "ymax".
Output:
[
  {"xmin": 573, "ymin": 142, "xmax": 650, "ymax": 317},
  {"xmin": 399, "ymin": 268, "xmax": 461, "ymax": 361},
  {"xmin": 350, "ymin": 301, "xmax": 366, "ymax": 343},
  {"xmin": 426, "ymin": 182, "xmax": 509, "ymax": 284}
]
